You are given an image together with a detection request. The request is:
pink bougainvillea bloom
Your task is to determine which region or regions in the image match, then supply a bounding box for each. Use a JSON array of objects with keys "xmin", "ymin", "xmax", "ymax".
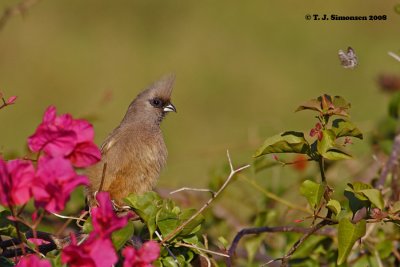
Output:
[
  {"xmin": 62, "ymin": 232, "xmax": 118, "ymax": 267},
  {"xmin": 309, "ymin": 122, "xmax": 323, "ymax": 141},
  {"xmin": 6, "ymin": 95, "xmax": 17, "ymax": 105},
  {"xmin": 15, "ymin": 254, "xmax": 52, "ymax": 267},
  {"xmin": 33, "ymin": 156, "xmax": 89, "ymax": 213},
  {"xmin": 91, "ymin": 191, "xmax": 131, "ymax": 237},
  {"xmin": 122, "ymin": 241, "xmax": 160, "ymax": 267},
  {"xmin": 28, "ymin": 106, "xmax": 101, "ymax": 167},
  {"xmin": 61, "ymin": 233, "xmax": 96, "ymax": 267},
  {"xmin": 0, "ymin": 158, "xmax": 35, "ymax": 207}
]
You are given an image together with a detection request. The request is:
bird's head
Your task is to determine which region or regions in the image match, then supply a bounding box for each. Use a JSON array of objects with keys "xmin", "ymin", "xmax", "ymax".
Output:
[{"xmin": 124, "ymin": 74, "xmax": 177, "ymax": 126}]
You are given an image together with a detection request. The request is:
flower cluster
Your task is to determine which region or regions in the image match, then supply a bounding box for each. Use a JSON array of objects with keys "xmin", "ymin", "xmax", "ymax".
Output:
[
  {"xmin": 62, "ymin": 192, "xmax": 131, "ymax": 267},
  {"xmin": 2, "ymin": 105, "xmax": 160, "ymax": 266},
  {"xmin": 28, "ymin": 106, "xmax": 101, "ymax": 167},
  {"xmin": 0, "ymin": 106, "xmax": 99, "ymax": 213}
]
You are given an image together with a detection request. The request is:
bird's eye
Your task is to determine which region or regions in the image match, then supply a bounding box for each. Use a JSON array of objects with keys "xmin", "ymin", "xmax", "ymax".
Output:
[{"xmin": 150, "ymin": 98, "xmax": 163, "ymax": 108}]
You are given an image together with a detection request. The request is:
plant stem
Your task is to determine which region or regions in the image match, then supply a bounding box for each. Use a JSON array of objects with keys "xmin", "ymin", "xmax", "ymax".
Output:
[{"xmin": 10, "ymin": 206, "xmax": 26, "ymax": 255}]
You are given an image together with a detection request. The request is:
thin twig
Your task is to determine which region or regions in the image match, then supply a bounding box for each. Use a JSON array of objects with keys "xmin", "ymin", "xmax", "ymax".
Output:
[
  {"xmin": 162, "ymin": 150, "xmax": 250, "ymax": 244},
  {"xmin": 176, "ymin": 242, "xmax": 230, "ymax": 258},
  {"xmin": 0, "ymin": 0, "xmax": 41, "ymax": 31},
  {"xmin": 388, "ymin": 51, "xmax": 400, "ymax": 62},
  {"xmin": 226, "ymin": 225, "xmax": 336, "ymax": 266},
  {"xmin": 169, "ymin": 187, "xmax": 216, "ymax": 197},
  {"xmin": 155, "ymin": 231, "xmax": 180, "ymax": 266},
  {"xmin": 50, "ymin": 212, "xmax": 87, "ymax": 223},
  {"xmin": 278, "ymin": 218, "xmax": 333, "ymax": 267},
  {"xmin": 98, "ymin": 162, "xmax": 107, "ymax": 192},
  {"xmin": 9, "ymin": 206, "xmax": 26, "ymax": 255}
]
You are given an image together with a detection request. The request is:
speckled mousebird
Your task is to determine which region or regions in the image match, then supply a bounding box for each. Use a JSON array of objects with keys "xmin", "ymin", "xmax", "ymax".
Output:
[{"xmin": 86, "ymin": 74, "xmax": 176, "ymax": 207}]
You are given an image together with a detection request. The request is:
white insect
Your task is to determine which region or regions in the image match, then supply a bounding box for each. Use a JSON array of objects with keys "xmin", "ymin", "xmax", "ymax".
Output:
[{"xmin": 338, "ymin": 47, "xmax": 358, "ymax": 69}]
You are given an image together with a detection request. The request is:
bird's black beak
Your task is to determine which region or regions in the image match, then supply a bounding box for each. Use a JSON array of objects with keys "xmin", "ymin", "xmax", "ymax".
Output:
[{"xmin": 163, "ymin": 103, "xmax": 177, "ymax": 113}]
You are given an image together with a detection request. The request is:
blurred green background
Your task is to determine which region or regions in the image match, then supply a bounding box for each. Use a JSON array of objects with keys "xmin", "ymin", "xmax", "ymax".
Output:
[{"xmin": 0, "ymin": 0, "xmax": 399, "ymax": 189}]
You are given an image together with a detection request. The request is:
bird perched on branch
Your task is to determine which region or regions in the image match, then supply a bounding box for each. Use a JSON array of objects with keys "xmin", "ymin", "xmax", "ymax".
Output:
[{"xmin": 86, "ymin": 75, "xmax": 176, "ymax": 207}]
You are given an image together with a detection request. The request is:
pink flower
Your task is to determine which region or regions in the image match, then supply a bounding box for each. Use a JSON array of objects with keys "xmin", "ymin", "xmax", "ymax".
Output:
[
  {"xmin": 0, "ymin": 159, "xmax": 35, "ymax": 207},
  {"xmin": 28, "ymin": 106, "xmax": 101, "ymax": 167},
  {"xmin": 62, "ymin": 232, "xmax": 118, "ymax": 267},
  {"xmin": 6, "ymin": 95, "xmax": 17, "ymax": 105},
  {"xmin": 91, "ymin": 192, "xmax": 131, "ymax": 237},
  {"xmin": 33, "ymin": 156, "xmax": 89, "ymax": 213},
  {"xmin": 15, "ymin": 254, "xmax": 51, "ymax": 267},
  {"xmin": 122, "ymin": 241, "xmax": 160, "ymax": 267},
  {"xmin": 309, "ymin": 123, "xmax": 323, "ymax": 141}
]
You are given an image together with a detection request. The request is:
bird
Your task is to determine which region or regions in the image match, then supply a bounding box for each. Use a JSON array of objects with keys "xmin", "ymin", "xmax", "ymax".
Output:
[{"xmin": 86, "ymin": 74, "xmax": 176, "ymax": 208}]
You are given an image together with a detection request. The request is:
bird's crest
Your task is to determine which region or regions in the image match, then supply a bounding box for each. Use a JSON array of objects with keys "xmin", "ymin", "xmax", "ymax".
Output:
[{"xmin": 141, "ymin": 74, "xmax": 175, "ymax": 101}]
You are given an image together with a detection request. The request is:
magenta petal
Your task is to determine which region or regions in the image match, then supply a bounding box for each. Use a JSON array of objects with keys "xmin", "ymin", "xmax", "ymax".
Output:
[
  {"xmin": 71, "ymin": 119, "xmax": 95, "ymax": 143},
  {"xmin": 0, "ymin": 159, "xmax": 11, "ymax": 206},
  {"xmin": 28, "ymin": 128, "xmax": 77, "ymax": 156},
  {"xmin": 15, "ymin": 255, "xmax": 52, "ymax": 267},
  {"xmin": 62, "ymin": 237, "xmax": 96, "ymax": 267},
  {"xmin": 43, "ymin": 106, "xmax": 57, "ymax": 123},
  {"xmin": 139, "ymin": 241, "xmax": 161, "ymax": 262},
  {"xmin": 43, "ymin": 131, "xmax": 77, "ymax": 156},
  {"xmin": 69, "ymin": 142, "xmax": 101, "ymax": 167},
  {"xmin": 34, "ymin": 157, "xmax": 89, "ymax": 213},
  {"xmin": 91, "ymin": 192, "xmax": 129, "ymax": 237},
  {"xmin": 122, "ymin": 247, "xmax": 138, "ymax": 267},
  {"xmin": 0, "ymin": 159, "xmax": 35, "ymax": 207},
  {"xmin": 90, "ymin": 238, "xmax": 118, "ymax": 267},
  {"xmin": 7, "ymin": 160, "xmax": 35, "ymax": 205}
]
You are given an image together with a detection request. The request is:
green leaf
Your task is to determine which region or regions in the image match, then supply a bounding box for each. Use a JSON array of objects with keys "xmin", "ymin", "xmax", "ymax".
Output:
[
  {"xmin": 82, "ymin": 217, "xmax": 93, "ymax": 234},
  {"xmin": 332, "ymin": 96, "xmax": 351, "ymax": 110},
  {"xmin": 326, "ymin": 199, "xmax": 341, "ymax": 215},
  {"xmin": 337, "ymin": 218, "xmax": 366, "ymax": 265},
  {"xmin": 317, "ymin": 130, "xmax": 335, "ymax": 155},
  {"xmin": 344, "ymin": 191, "xmax": 369, "ymax": 215},
  {"xmin": 161, "ymin": 256, "xmax": 180, "ymax": 267},
  {"xmin": 332, "ymin": 119, "xmax": 363, "ymax": 139},
  {"xmin": 317, "ymin": 129, "xmax": 351, "ymax": 160},
  {"xmin": 179, "ymin": 208, "xmax": 204, "ymax": 236},
  {"xmin": 295, "ymin": 98, "xmax": 322, "ymax": 113},
  {"xmin": 156, "ymin": 208, "xmax": 180, "ymax": 237},
  {"xmin": 323, "ymin": 148, "xmax": 352, "ymax": 160},
  {"xmin": 359, "ymin": 189, "xmax": 384, "ymax": 210},
  {"xmin": 182, "ymin": 234, "xmax": 199, "ymax": 245},
  {"xmin": 124, "ymin": 191, "xmax": 162, "ymax": 237},
  {"xmin": 112, "ymin": 221, "xmax": 134, "ymax": 250},
  {"xmin": 300, "ymin": 180, "xmax": 325, "ymax": 208},
  {"xmin": 124, "ymin": 191, "xmax": 162, "ymax": 222},
  {"xmin": 348, "ymin": 182, "xmax": 372, "ymax": 192},
  {"xmin": 254, "ymin": 131, "xmax": 310, "ymax": 157}
]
